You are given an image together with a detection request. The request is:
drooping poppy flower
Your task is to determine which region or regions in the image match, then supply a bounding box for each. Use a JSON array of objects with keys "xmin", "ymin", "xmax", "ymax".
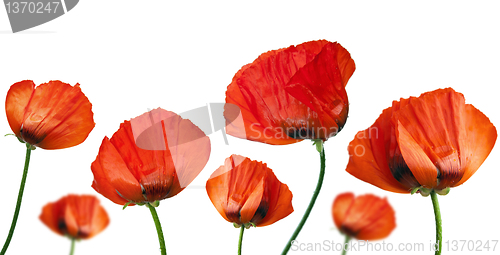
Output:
[
  {"xmin": 225, "ymin": 40, "xmax": 355, "ymax": 145},
  {"xmin": 332, "ymin": 192, "xmax": 395, "ymax": 240},
  {"xmin": 39, "ymin": 194, "xmax": 109, "ymax": 240},
  {"xmin": 206, "ymin": 154, "xmax": 293, "ymax": 228},
  {"xmin": 91, "ymin": 108, "xmax": 211, "ymax": 206},
  {"xmin": 5, "ymin": 80, "xmax": 95, "ymax": 149},
  {"xmin": 346, "ymin": 88, "xmax": 497, "ymax": 196}
]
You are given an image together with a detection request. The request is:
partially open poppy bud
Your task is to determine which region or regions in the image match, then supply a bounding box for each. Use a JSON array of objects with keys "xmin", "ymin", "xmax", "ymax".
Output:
[{"xmin": 206, "ymin": 155, "xmax": 293, "ymax": 227}]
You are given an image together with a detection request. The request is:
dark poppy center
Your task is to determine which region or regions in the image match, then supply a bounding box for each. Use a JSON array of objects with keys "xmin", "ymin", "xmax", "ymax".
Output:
[
  {"xmin": 250, "ymin": 200, "xmax": 269, "ymax": 225},
  {"xmin": 388, "ymin": 150, "xmax": 421, "ymax": 189},
  {"xmin": 19, "ymin": 124, "xmax": 45, "ymax": 146}
]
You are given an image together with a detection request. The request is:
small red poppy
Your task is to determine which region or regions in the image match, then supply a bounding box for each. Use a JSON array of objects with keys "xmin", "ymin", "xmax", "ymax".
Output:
[
  {"xmin": 346, "ymin": 88, "xmax": 497, "ymax": 195},
  {"xmin": 206, "ymin": 155, "xmax": 293, "ymax": 227},
  {"xmin": 225, "ymin": 40, "xmax": 355, "ymax": 145},
  {"xmin": 39, "ymin": 194, "xmax": 109, "ymax": 240},
  {"xmin": 5, "ymin": 80, "xmax": 95, "ymax": 149},
  {"xmin": 332, "ymin": 193, "xmax": 396, "ymax": 240},
  {"xmin": 91, "ymin": 108, "xmax": 211, "ymax": 205}
]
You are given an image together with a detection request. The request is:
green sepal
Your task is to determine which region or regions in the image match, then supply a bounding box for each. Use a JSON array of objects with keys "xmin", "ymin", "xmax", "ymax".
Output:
[
  {"xmin": 411, "ymin": 186, "xmax": 421, "ymax": 195},
  {"xmin": 5, "ymin": 133, "xmax": 27, "ymax": 145},
  {"xmin": 312, "ymin": 139, "xmax": 324, "ymax": 153},
  {"xmin": 233, "ymin": 223, "xmax": 241, "ymax": 228},
  {"xmin": 150, "ymin": 200, "xmax": 160, "ymax": 207},
  {"xmin": 419, "ymin": 188, "xmax": 432, "ymax": 197},
  {"xmin": 436, "ymin": 187, "xmax": 450, "ymax": 196},
  {"xmin": 26, "ymin": 143, "xmax": 36, "ymax": 150},
  {"xmin": 243, "ymin": 222, "xmax": 256, "ymax": 229},
  {"xmin": 122, "ymin": 202, "xmax": 132, "ymax": 210}
]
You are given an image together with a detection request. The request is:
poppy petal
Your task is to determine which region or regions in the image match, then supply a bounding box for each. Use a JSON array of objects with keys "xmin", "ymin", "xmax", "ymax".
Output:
[
  {"xmin": 332, "ymin": 192, "xmax": 354, "ymax": 230},
  {"xmin": 225, "ymin": 64, "xmax": 270, "ymax": 143},
  {"xmin": 239, "ymin": 178, "xmax": 265, "ymax": 224},
  {"xmin": 5, "ymin": 80, "xmax": 35, "ymax": 138},
  {"xmin": 339, "ymin": 194, "xmax": 396, "ymax": 240},
  {"xmin": 206, "ymin": 167, "xmax": 231, "ymax": 223},
  {"xmin": 339, "ymin": 194, "xmax": 378, "ymax": 236},
  {"xmin": 396, "ymin": 88, "xmax": 473, "ymax": 188},
  {"xmin": 66, "ymin": 195, "xmax": 109, "ymax": 239},
  {"xmin": 91, "ymin": 153, "xmax": 131, "ymax": 205},
  {"xmin": 109, "ymin": 120, "xmax": 178, "ymax": 202},
  {"xmin": 354, "ymin": 196, "xmax": 396, "ymax": 240},
  {"xmin": 62, "ymin": 200, "xmax": 79, "ymax": 238},
  {"xmin": 225, "ymin": 157, "xmax": 266, "ymax": 223},
  {"xmin": 21, "ymin": 81, "xmax": 94, "ymax": 149},
  {"xmin": 39, "ymin": 201, "xmax": 65, "ymax": 236},
  {"xmin": 257, "ymin": 180, "xmax": 293, "ymax": 227},
  {"xmin": 97, "ymin": 137, "xmax": 144, "ymax": 203},
  {"xmin": 396, "ymin": 122, "xmax": 438, "ymax": 189},
  {"xmin": 455, "ymin": 104, "xmax": 497, "ymax": 186},
  {"xmin": 89, "ymin": 203, "xmax": 110, "ymax": 239},
  {"xmin": 156, "ymin": 110, "xmax": 211, "ymax": 196},
  {"xmin": 346, "ymin": 128, "xmax": 410, "ymax": 193},
  {"xmin": 285, "ymin": 42, "xmax": 353, "ymax": 137}
]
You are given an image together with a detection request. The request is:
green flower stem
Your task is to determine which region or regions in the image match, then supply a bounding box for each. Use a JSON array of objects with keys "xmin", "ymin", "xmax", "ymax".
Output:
[
  {"xmin": 282, "ymin": 142, "xmax": 326, "ymax": 255},
  {"xmin": 340, "ymin": 235, "xmax": 351, "ymax": 255},
  {"xmin": 430, "ymin": 190, "xmax": 442, "ymax": 255},
  {"xmin": 238, "ymin": 225, "xmax": 245, "ymax": 255},
  {"xmin": 1, "ymin": 144, "xmax": 34, "ymax": 255},
  {"xmin": 69, "ymin": 238, "xmax": 75, "ymax": 255},
  {"xmin": 147, "ymin": 203, "xmax": 167, "ymax": 255}
]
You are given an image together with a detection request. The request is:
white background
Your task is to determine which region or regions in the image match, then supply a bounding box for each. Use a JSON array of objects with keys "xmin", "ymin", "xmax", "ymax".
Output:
[{"xmin": 1, "ymin": 1, "xmax": 499, "ymax": 254}]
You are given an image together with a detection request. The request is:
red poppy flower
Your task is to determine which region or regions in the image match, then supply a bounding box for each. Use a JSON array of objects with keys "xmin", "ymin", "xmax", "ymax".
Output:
[
  {"xmin": 39, "ymin": 194, "xmax": 109, "ymax": 239},
  {"xmin": 225, "ymin": 40, "xmax": 355, "ymax": 145},
  {"xmin": 5, "ymin": 80, "xmax": 95, "ymax": 149},
  {"xmin": 206, "ymin": 155, "xmax": 293, "ymax": 227},
  {"xmin": 332, "ymin": 192, "xmax": 395, "ymax": 240},
  {"xmin": 91, "ymin": 108, "xmax": 211, "ymax": 205},
  {"xmin": 346, "ymin": 88, "xmax": 497, "ymax": 195}
]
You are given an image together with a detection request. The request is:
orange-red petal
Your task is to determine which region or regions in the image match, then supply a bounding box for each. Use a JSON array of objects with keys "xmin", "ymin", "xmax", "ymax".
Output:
[
  {"xmin": 332, "ymin": 193, "xmax": 396, "ymax": 241},
  {"xmin": 5, "ymin": 80, "xmax": 35, "ymax": 139},
  {"xmin": 455, "ymin": 104, "xmax": 497, "ymax": 186},
  {"xmin": 91, "ymin": 148, "xmax": 131, "ymax": 205},
  {"xmin": 95, "ymin": 137, "xmax": 144, "ymax": 203},
  {"xmin": 39, "ymin": 199, "xmax": 65, "ymax": 236},
  {"xmin": 396, "ymin": 122, "xmax": 438, "ymax": 189},
  {"xmin": 285, "ymin": 42, "xmax": 353, "ymax": 137},
  {"xmin": 332, "ymin": 192, "xmax": 354, "ymax": 230},
  {"xmin": 257, "ymin": 172, "xmax": 294, "ymax": 227},
  {"xmin": 346, "ymin": 105, "xmax": 411, "ymax": 193}
]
